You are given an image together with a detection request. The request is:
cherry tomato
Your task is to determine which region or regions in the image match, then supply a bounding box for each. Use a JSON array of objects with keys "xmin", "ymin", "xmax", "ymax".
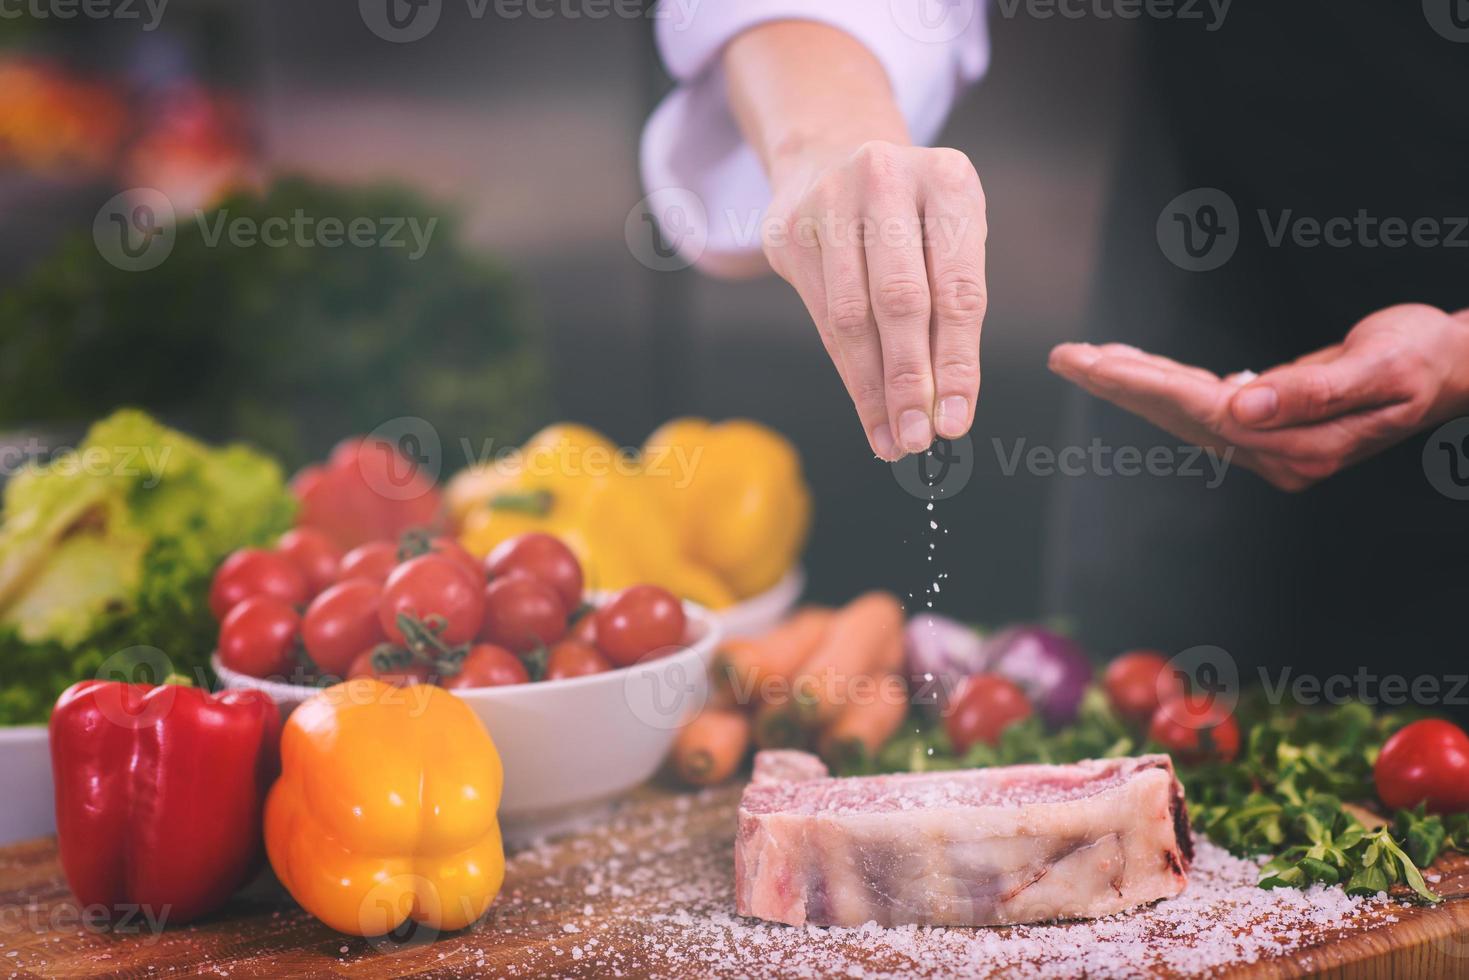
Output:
[
  {"xmin": 545, "ymin": 640, "xmax": 613, "ymax": 681},
  {"xmin": 347, "ymin": 648, "xmax": 431, "ymax": 687},
  {"xmin": 428, "ymin": 536, "xmax": 484, "ymax": 585},
  {"xmin": 277, "ymin": 527, "xmax": 343, "ymax": 595},
  {"xmin": 569, "ymin": 610, "xmax": 598, "ymax": 647},
  {"xmin": 337, "ymin": 540, "xmax": 398, "ymax": 585},
  {"xmin": 595, "ymin": 585, "xmax": 686, "ymax": 668},
  {"xmin": 944, "ymin": 674, "xmax": 1033, "ymax": 753},
  {"xmin": 1103, "ymin": 650, "xmax": 1181, "ymax": 726},
  {"xmin": 209, "ymin": 548, "xmax": 309, "ymax": 621},
  {"xmin": 379, "ymin": 555, "xmax": 486, "ymax": 646},
  {"xmin": 442, "ymin": 644, "xmax": 529, "ymax": 689},
  {"xmin": 480, "ymin": 575, "xmax": 567, "ymax": 653},
  {"xmin": 486, "ymin": 533, "xmax": 583, "ymax": 610},
  {"xmin": 1148, "ymin": 696, "xmax": 1241, "ymax": 765},
  {"xmin": 302, "ymin": 578, "xmax": 384, "ymax": 676},
  {"xmin": 218, "ymin": 595, "xmax": 300, "ymax": 679},
  {"xmin": 1374, "ymin": 719, "xmax": 1469, "ymax": 813}
]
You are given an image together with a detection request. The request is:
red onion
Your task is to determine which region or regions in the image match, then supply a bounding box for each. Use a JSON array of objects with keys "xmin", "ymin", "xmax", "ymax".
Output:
[
  {"xmin": 904, "ymin": 614, "xmax": 988, "ymax": 713},
  {"xmin": 984, "ymin": 625, "xmax": 1094, "ymax": 728}
]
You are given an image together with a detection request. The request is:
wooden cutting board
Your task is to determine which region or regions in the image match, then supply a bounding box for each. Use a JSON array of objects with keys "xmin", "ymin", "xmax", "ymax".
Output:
[{"xmin": 1, "ymin": 783, "xmax": 1466, "ymax": 979}]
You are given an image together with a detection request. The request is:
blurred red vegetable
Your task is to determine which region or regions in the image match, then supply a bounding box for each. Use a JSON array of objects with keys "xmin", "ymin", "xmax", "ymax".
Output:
[{"xmin": 292, "ymin": 437, "xmax": 442, "ymax": 550}]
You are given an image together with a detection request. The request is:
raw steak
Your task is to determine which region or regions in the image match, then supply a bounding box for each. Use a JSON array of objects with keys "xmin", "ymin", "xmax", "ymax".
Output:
[{"xmin": 735, "ymin": 752, "xmax": 1191, "ymax": 928}]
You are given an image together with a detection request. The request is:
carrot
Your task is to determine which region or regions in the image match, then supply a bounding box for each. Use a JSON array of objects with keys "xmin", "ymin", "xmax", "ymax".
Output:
[
  {"xmin": 785, "ymin": 591, "xmax": 905, "ymax": 728},
  {"xmin": 713, "ymin": 607, "xmax": 833, "ymax": 708},
  {"xmin": 753, "ymin": 698, "xmax": 813, "ymax": 750},
  {"xmin": 817, "ymin": 673, "xmax": 910, "ymax": 771},
  {"xmin": 672, "ymin": 708, "xmax": 752, "ymax": 786}
]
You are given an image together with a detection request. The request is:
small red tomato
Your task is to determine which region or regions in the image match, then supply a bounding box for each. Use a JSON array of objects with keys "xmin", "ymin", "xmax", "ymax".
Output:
[
  {"xmin": 480, "ymin": 575, "xmax": 567, "ymax": 653},
  {"xmin": 428, "ymin": 536, "xmax": 484, "ymax": 585},
  {"xmin": 347, "ymin": 648, "xmax": 431, "ymax": 687},
  {"xmin": 944, "ymin": 674, "xmax": 1033, "ymax": 753},
  {"xmin": 218, "ymin": 595, "xmax": 300, "ymax": 679},
  {"xmin": 569, "ymin": 610, "xmax": 598, "ymax": 647},
  {"xmin": 379, "ymin": 555, "xmax": 486, "ymax": 646},
  {"xmin": 1103, "ymin": 650, "xmax": 1181, "ymax": 726},
  {"xmin": 1148, "ymin": 696, "xmax": 1241, "ymax": 765},
  {"xmin": 209, "ymin": 548, "xmax": 309, "ymax": 621},
  {"xmin": 486, "ymin": 532, "xmax": 583, "ymax": 610},
  {"xmin": 337, "ymin": 540, "xmax": 399, "ymax": 585},
  {"xmin": 277, "ymin": 527, "xmax": 343, "ymax": 595},
  {"xmin": 595, "ymin": 585, "xmax": 686, "ymax": 668},
  {"xmin": 545, "ymin": 640, "xmax": 613, "ymax": 681},
  {"xmin": 442, "ymin": 644, "xmax": 529, "ymax": 689},
  {"xmin": 1374, "ymin": 719, "xmax": 1469, "ymax": 814},
  {"xmin": 302, "ymin": 578, "xmax": 385, "ymax": 676}
]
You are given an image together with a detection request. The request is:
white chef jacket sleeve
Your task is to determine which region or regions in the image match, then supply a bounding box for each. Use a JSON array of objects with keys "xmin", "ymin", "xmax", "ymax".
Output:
[{"xmin": 638, "ymin": 1, "xmax": 989, "ymax": 275}]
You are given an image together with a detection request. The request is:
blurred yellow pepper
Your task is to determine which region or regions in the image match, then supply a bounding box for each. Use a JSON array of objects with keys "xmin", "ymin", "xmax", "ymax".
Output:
[
  {"xmin": 680, "ymin": 420, "xmax": 811, "ymax": 597},
  {"xmin": 577, "ymin": 470, "xmax": 736, "ymax": 609},
  {"xmin": 265, "ymin": 680, "xmax": 505, "ymax": 935},
  {"xmin": 456, "ymin": 418, "xmax": 809, "ymax": 609},
  {"xmin": 447, "ymin": 423, "xmax": 623, "ymax": 531}
]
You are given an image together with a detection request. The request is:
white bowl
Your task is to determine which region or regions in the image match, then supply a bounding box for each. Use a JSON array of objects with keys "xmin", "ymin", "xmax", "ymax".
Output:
[
  {"xmin": 716, "ymin": 565, "xmax": 804, "ymax": 638},
  {"xmin": 0, "ymin": 725, "xmax": 53, "ymax": 844},
  {"xmin": 214, "ymin": 599, "xmax": 722, "ymax": 837}
]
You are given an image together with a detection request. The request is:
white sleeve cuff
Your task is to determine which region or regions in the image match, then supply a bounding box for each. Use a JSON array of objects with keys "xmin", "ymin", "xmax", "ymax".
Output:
[{"xmin": 639, "ymin": 0, "xmax": 989, "ymax": 274}]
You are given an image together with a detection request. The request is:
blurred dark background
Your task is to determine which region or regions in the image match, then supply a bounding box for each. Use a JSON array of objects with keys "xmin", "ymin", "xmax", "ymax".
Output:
[{"xmin": 0, "ymin": 4, "xmax": 1138, "ymax": 636}]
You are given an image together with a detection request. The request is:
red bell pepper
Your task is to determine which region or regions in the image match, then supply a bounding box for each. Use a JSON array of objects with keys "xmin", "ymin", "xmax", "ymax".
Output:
[{"xmin": 49, "ymin": 681, "xmax": 280, "ymax": 925}]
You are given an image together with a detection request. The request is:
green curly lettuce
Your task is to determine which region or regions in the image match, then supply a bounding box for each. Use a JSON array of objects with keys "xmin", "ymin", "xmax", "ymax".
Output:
[{"xmin": 0, "ymin": 409, "xmax": 295, "ymax": 724}]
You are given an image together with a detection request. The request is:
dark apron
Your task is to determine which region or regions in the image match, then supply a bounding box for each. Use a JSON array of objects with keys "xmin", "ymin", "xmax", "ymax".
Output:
[{"xmin": 1045, "ymin": 3, "xmax": 1469, "ymax": 709}]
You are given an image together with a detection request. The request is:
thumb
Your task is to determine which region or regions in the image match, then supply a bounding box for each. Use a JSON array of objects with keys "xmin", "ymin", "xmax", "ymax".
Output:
[{"xmin": 1229, "ymin": 348, "xmax": 1389, "ymax": 429}]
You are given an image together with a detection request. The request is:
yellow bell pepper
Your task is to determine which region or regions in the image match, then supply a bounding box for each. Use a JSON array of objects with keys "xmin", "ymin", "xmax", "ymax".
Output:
[
  {"xmin": 640, "ymin": 416, "xmax": 711, "ymax": 539},
  {"xmin": 265, "ymin": 680, "xmax": 505, "ymax": 936},
  {"xmin": 456, "ymin": 422, "xmax": 621, "ymax": 558},
  {"xmin": 576, "ymin": 471, "xmax": 736, "ymax": 609},
  {"xmin": 683, "ymin": 420, "xmax": 811, "ymax": 598}
]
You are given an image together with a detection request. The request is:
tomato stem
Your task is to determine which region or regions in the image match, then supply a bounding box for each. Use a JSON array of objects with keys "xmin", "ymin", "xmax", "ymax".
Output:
[{"xmin": 394, "ymin": 612, "xmax": 468, "ymax": 677}]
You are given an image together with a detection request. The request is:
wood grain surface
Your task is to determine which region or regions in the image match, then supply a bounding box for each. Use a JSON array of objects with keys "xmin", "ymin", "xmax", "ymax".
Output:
[{"xmin": 1, "ymin": 783, "xmax": 1466, "ymax": 979}]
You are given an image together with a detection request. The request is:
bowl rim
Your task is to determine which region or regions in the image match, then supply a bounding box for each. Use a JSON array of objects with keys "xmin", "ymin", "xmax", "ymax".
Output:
[{"xmin": 213, "ymin": 597, "xmax": 723, "ymax": 700}]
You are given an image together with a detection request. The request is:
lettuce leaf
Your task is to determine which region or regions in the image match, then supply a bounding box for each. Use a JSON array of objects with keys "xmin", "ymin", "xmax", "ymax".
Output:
[{"xmin": 0, "ymin": 409, "xmax": 295, "ymax": 724}]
